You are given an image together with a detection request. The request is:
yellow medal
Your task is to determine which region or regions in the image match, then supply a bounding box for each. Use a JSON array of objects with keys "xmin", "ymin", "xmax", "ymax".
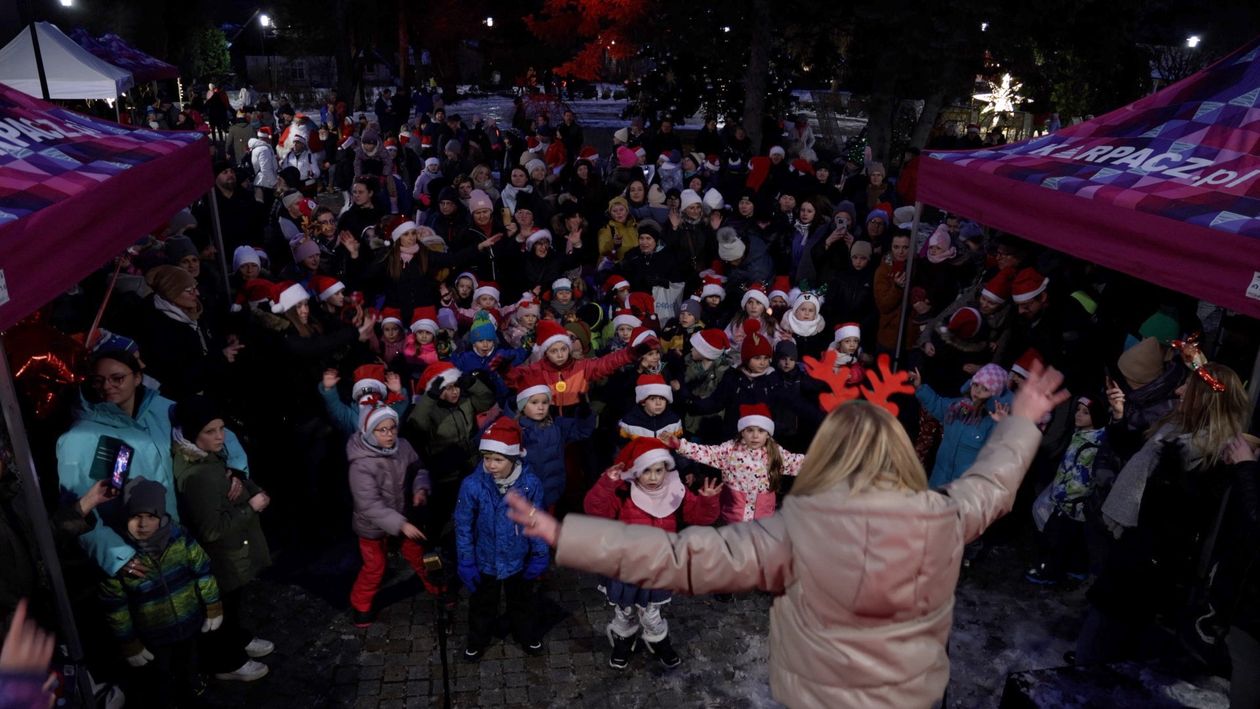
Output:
[{"xmin": 554, "ymin": 380, "xmax": 568, "ymax": 393}]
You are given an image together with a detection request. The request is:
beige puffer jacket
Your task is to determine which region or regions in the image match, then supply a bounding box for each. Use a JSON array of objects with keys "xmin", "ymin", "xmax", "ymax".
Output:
[{"xmin": 556, "ymin": 416, "xmax": 1041, "ymax": 709}]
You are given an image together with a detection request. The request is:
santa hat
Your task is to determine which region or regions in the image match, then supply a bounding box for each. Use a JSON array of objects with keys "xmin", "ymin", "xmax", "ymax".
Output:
[
  {"xmin": 629, "ymin": 326, "xmax": 656, "ymax": 349},
  {"xmin": 635, "ymin": 373, "xmax": 673, "ymax": 403},
  {"xmin": 474, "ymin": 281, "xmax": 501, "ymax": 303},
  {"xmin": 419, "ymin": 361, "xmax": 461, "ymax": 395},
  {"xmin": 525, "ymin": 229, "xmax": 553, "ymax": 250},
  {"xmin": 311, "ymin": 275, "xmax": 346, "ymax": 302},
  {"xmin": 946, "ymin": 307, "xmax": 982, "ymax": 340},
  {"xmin": 628, "ymin": 291, "xmax": 656, "ymax": 318},
  {"xmin": 603, "ymin": 274, "xmax": 630, "ymax": 296},
  {"xmin": 690, "ymin": 329, "xmax": 729, "ymax": 361},
  {"xmin": 270, "ymin": 281, "xmax": 309, "ymax": 314},
  {"xmin": 352, "ymin": 364, "xmax": 388, "ymax": 402},
  {"xmin": 257, "ymin": 126, "xmax": 272, "ymax": 138},
  {"xmin": 736, "ymin": 403, "xmax": 775, "ymax": 435},
  {"xmin": 479, "ymin": 417, "xmax": 522, "ymax": 457},
  {"xmin": 514, "ymin": 371, "xmax": 552, "ymax": 411},
  {"xmin": 680, "ymin": 189, "xmax": 703, "ymax": 211},
  {"xmin": 410, "ymin": 305, "xmax": 439, "ymax": 334},
  {"xmin": 698, "ymin": 260, "xmax": 727, "ymax": 282},
  {"xmin": 614, "ymin": 437, "xmax": 676, "ymax": 479},
  {"xmin": 513, "ymin": 295, "xmax": 541, "ymax": 319},
  {"xmin": 360, "ymin": 404, "xmax": 399, "ymax": 437},
  {"xmin": 768, "ymin": 276, "xmax": 792, "ymax": 303},
  {"xmin": 578, "ymin": 145, "xmax": 599, "ymax": 161},
  {"xmin": 700, "ymin": 276, "xmax": 726, "ymax": 300},
  {"xmin": 611, "ymin": 309, "xmax": 642, "ymax": 330},
  {"xmin": 834, "ymin": 322, "xmax": 862, "ymax": 343},
  {"xmin": 534, "ymin": 320, "xmax": 571, "ymax": 354},
  {"xmin": 391, "ymin": 220, "xmax": 418, "ymax": 242},
  {"xmin": 237, "ymin": 279, "xmax": 274, "ymax": 311},
  {"xmin": 1011, "ymin": 348, "xmax": 1044, "ymax": 379},
  {"xmin": 379, "ymin": 307, "xmax": 404, "ymax": 328},
  {"xmin": 740, "ymin": 319, "xmax": 772, "ymax": 361},
  {"xmin": 741, "ymin": 283, "xmax": 770, "ymax": 309},
  {"xmin": 981, "ymin": 268, "xmax": 1015, "ymax": 304},
  {"xmin": 1011, "ymin": 267, "xmax": 1049, "ymax": 304}
]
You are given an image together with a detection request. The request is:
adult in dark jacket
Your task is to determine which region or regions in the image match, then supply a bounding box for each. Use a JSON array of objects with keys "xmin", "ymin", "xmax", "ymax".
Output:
[
  {"xmin": 822, "ymin": 241, "xmax": 879, "ymax": 354},
  {"xmin": 617, "ymin": 222, "xmax": 686, "ymax": 293},
  {"xmin": 425, "ymin": 187, "xmax": 471, "ymax": 245},
  {"xmin": 338, "ymin": 177, "xmax": 384, "ymax": 241},
  {"xmin": 462, "ymin": 189, "xmax": 516, "ymax": 284},
  {"xmin": 693, "ymin": 118, "xmax": 724, "ymax": 159},
  {"xmin": 138, "ymin": 266, "xmax": 234, "ymax": 402},
  {"xmin": 1214, "ymin": 443, "xmax": 1260, "ymax": 709},
  {"xmin": 195, "ymin": 163, "xmax": 262, "ymax": 251},
  {"xmin": 363, "ymin": 222, "xmax": 484, "ymax": 322},
  {"xmin": 521, "ymin": 230, "xmax": 583, "ymax": 295},
  {"xmin": 717, "ymin": 227, "xmax": 773, "ymax": 294}
]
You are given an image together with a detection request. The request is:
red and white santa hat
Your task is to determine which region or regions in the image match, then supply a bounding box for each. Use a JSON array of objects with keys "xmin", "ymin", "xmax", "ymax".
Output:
[
  {"xmin": 611, "ymin": 308, "xmax": 642, "ymax": 330},
  {"xmin": 270, "ymin": 281, "xmax": 309, "ymax": 314},
  {"xmin": 418, "ymin": 361, "xmax": 461, "ymax": 395},
  {"xmin": 410, "ymin": 305, "xmax": 439, "ymax": 334},
  {"xmin": 945, "ymin": 307, "xmax": 982, "ymax": 340},
  {"xmin": 474, "ymin": 281, "xmax": 501, "ymax": 303},
  {"xmin": 635, "ymin": 373, "xmax": 673, "ymax": 403},
  {"xmin": 1011, "ymin": 348, "xmax": 1044, "ymax": 379},
  {"xmin": 614, "ymin": 437, "xmax": 676, "ymax": 479},
  {"xmin": 768, "ymin": 276, "xmax": 792, "ymax": 303},
  {"xmin": 391, "ymin": 220, "xmax": 418, "ymax": 242},
  {"xmin": 690, "ymin": 328, "xmax": 730, "ymax": 360},
  {"xmin": 834, "ymin": 322, "xmax": 862, "ymax": 343},
  {"xmin": 479, "ymin": 416, "xmax": 522, "ymax": 458},
  {"xmin": 698, "ymin": 260, "xmax": 726, "ymax": 282},
  {"xmin": 513, "ymin": 294, "xmax": 541, "ymax": 318},
  {"xmin": 700, "ymin": 276, "xmax": 726, "ymax": 299},
  {"xmin": 737, "ymin": 403, "xmax": 775, "ymax": 435},
  {"xmin": 981, "ymin": 268, "xmax": 1015, "ymax": 304},
  {"xmin": 525, "ymin": 229, "xmax": 553, "ymax": 250},
  {"xmin": 1011, "ymin": 267, "xmax": 1049, "ymax": 304},
  {"xmin": 741, "ymin": 283, "xmax": 770, "ymax": 309},
  {"xmin": 379, "ymin": 307, "xmax": 404, "ymax": 328},
  {"xmin": 514, "ymin": 371, "xmax": 552, "ymax": 411},
  {"xmin": 534, "ymin": 319, "xmax": 571, "ymax": 354},
  {"xmin": 352, "ymin": 364, "xmax": 388, "ymax": 402},
  {"xmin": 310, "ymin": 275, "xmax": 346, "ymax": 302},
  {"xmin": 359, "ymin": 403, "xmax": 399, "ymax": 437},
  {"xmin": 603, "ymin": 274, "xmax": 630, "ymax": 296},
  {"xmin": 629, "ymin": 326, "xmax": 657, "ymax": 349},
  {"xmin": 238, "ymin": 279, "xmax": 274, "ymax": 310}
]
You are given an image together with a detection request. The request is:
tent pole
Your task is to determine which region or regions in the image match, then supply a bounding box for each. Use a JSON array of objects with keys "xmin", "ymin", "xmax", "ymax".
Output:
[
  {"xmin": 23, "ymin": 14, "xmax": 51, "ymax": 100},
  {"xmin": 892, "ymin": 201, "xmax": 923, "ymax": 371},
  {"xmin": 0, "ymin": 333, "xmax": 96, "ymax": 705},
  {"xmin": 206, "ymin": 188, "xmax": 232, "ymax": 298}
]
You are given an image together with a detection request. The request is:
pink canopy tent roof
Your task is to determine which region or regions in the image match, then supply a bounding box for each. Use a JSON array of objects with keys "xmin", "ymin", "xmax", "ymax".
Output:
[
  {"xmin": 918, "ymin": 36, "xmax": 1260, "ymax": 318},
  {"xmin": 0, "ymin": 82, "xmax": 210, "ymax": 330},
  {"xmin": 69, "ymin": 29, "xmax": 180, "ymax": 84}
]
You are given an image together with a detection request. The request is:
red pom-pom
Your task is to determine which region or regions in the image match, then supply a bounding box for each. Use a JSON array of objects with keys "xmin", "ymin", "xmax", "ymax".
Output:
[{"xmin": 743, "ymin": 319, "xmax": 762, "ymax": 338}]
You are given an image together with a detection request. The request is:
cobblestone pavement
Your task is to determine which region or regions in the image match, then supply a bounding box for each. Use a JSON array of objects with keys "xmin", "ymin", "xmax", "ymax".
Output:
[{"xmin": 200, "ymin": 535, "xmax": 1088, "ymax": 709}]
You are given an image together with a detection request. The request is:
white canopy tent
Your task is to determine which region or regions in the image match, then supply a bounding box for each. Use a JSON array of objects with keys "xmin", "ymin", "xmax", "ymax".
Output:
[{"xmin": 0, "ymin": 22, "xmax": 133, "ymax": 100}]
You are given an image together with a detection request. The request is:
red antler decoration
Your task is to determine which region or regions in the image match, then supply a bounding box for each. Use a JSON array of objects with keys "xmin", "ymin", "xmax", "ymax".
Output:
[
  {"xmin": 803, "ymin": 351, "xmax": 914, "ymax": 416},
  {"xmin": 1171, "ymin": 333, "xmax": 1225, "ymax": 393}
]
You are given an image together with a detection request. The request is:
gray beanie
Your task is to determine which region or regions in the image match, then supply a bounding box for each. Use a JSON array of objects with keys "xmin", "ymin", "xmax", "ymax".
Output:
[{"xmin": 164, "ymin": 236, "xmax": 198, "ymax": 264}]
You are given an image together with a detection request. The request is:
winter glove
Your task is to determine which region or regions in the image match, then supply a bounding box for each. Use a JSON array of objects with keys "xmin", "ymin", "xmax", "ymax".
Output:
[
  {"xmin": 201, "ymin": 615, "xmax": 223, "ymax": 633},
  {"xmin": 523, "ymin": 554, "xmax": 549, "ymax": 581},
  {"xmin": 126, "ymin": 648, "xmax": 155, "ymax": 668},
  {"xmin": 458, "ymin": 561, "xmax": 481, "ymax": 594},
  {"xmin": 487, "ymin": 354, "xmax": 512, "ymax": 375}
]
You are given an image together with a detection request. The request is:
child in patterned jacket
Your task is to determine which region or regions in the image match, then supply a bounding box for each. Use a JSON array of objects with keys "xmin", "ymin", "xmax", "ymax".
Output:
[{"xmin": 666, "ymin": 403, "xmax": 804, "ymax": 524}]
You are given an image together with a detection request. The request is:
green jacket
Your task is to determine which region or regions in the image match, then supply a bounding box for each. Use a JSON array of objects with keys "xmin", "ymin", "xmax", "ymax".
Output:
[
  {"xmin": 405, "ymin": 376, "xmax": 495, "ymax": 481},
  {"xmin": 98, "ymin": 525, "xmax": 221, "ymax": 657},
  {"xmin": 171, "ymin": 440, "xmax": 271, "ymax": 593}
]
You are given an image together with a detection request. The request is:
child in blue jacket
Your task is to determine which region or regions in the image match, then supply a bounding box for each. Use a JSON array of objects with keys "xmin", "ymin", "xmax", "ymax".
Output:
[
  {"xmin": 514, "ymin": 379, "xmax": 595, "ymax": 511},
  {"xmin": 910, "ymin": 362, "xmax": 1013, "ymax": 488},
  {"xmin": 454, "ymin": 417, "xmax": 549, "ymax": 661},
  {"xmin": 449, "ymin": 312, "xmax": 528, "ymax": 408}
]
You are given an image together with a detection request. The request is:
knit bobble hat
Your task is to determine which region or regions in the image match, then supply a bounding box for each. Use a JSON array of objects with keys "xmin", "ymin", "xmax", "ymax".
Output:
[{"xmin": 740, "ymin": 319, "xmax": 772, "ymax": 361}]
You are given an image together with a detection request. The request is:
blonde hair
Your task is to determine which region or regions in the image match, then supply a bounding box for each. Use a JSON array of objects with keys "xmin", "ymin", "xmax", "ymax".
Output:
[
  {"xmin": 790, "ymin": 401, "xmax": 927, "ymax": 496},
  {"xmin": 1155, "ymin": 363, "xmax": 1248, "ymax": 468}
]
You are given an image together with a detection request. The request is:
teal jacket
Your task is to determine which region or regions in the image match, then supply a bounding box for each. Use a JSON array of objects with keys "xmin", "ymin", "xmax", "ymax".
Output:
[
  {"xmin": 56, "ymin": 387, "xmax": 248, "ymax": 576},
  {"xmin": 916, "ymin": 383, "xmax": 1014, "ymax": 488}
]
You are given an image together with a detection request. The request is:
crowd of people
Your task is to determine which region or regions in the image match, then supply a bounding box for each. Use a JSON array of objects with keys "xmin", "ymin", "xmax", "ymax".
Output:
[{"xmin": 0, "ymin": 86, "xmax": 1257, "ymax": 708}]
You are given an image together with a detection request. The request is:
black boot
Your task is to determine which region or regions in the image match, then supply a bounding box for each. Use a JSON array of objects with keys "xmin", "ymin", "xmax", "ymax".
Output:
[
  {"xmin": 645, "ymin": 634, "xmax": 681, "ymax": 669},
  {"xmin": 608, "ymin": 632, "xmax": 637, "ymax": 670}
]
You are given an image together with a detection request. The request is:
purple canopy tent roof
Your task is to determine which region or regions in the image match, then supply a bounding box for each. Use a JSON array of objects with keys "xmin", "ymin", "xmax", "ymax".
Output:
[
  {"xmin": 0, "ymin": 82, "xmax": 210, "ymax": 329},
  {"xmin": 69, "ymin": 28, "xmax": 179, "ymax": 84},
  {"xmin": 918, "ymin": 36, "xmax": 1260, "ymax": 317}
]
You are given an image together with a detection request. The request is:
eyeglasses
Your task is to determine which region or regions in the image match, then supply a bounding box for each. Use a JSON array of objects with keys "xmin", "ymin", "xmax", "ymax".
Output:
[
  {"xmin": 89, "ymin": 373, "xmax": 131, "ymax": 388},
  {"xmin": 375, "ymin": 424, "xmax": 397, "ymax": 434},
  {"xmin": 183, "ymin": 286, "xmax": 199, "ymax": 294}
]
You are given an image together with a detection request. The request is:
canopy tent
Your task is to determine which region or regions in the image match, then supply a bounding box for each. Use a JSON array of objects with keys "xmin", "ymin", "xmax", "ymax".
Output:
[
  {"xmin": 0, "ymin": 81, "xmax": 211, "ymax": 329},
  {"xmin": 0, "ymin": 22, "xmax": 134, "ymax": 100},
  {"xmin": 69, "ymin": 28, "xmax": 179, "ymax": 84},
  {"xmin": 917, "ymin": 36, "xmax": 1260, "ymax": 319}
]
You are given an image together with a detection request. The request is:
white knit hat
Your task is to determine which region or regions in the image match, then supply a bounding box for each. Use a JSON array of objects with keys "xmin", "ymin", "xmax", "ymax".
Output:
[{"xmin": 679, "ymin": 189, "xmax": 703, "ymax": 211}]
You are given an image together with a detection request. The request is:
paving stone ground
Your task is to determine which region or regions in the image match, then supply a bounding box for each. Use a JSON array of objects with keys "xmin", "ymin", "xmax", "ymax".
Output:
[{"xmin": 195, "ymin": 531, "xmax": 1102, "ymax": 709}]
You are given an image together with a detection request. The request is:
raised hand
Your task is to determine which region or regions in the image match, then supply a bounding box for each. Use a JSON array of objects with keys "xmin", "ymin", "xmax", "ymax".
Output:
[
  {"xmin": 322, "ymin": 368, "xmax": 341, "ymax": 389},
  {"xmin": 698, "ymin": 477, "xmax": 724, "ymax": 497},
  {"xmin": 1010, "ymin": 362, "xmax": 1070, "ymax": 423},
  {"xmin": 1105, "ymin": 376, "xmax": 1125, "ymax": 420},
  {"xmin": 505, "ymin": 490, "xmax": 560, "ymax": 547},
  {"xmin": 603, "ymin": 463, "xmax": 627, "ymax": 481},
  {"xmin": 990, "ymin": 401, "xmax": 1011, "ymax": 422}
]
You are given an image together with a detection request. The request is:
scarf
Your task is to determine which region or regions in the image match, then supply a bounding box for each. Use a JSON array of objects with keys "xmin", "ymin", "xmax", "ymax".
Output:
[
  {"xmin": 501, "ymin": 184, "xmax": 533, "ymax": 213},
  {"xmin": 630, "ymin": 469, "xmax": 687, "ymax": 519},
  {"xmin": 128, "ymin": 518, "xmax": 173, "ymax": 558},
  {"xmin": 1102, "ymin": 425, "xmax": 1204, "ymax": 530},
  {"xmin": 926, "ymin": 245, "xmax": 957, "ymax": 264},
  {"xmin": 153, "ymin": 295, "xmax": 208, "ymax": 354},
  {"xmin": 494, "ymin": 463, "xmax": 523, "ymax": 495},
  {"xmin": 785, "ymin": 309, "xmax": 825, "ymax": 337},
  {"xmin": 399, "ymin": 243, "xmax": 420, "ymax": 266}
]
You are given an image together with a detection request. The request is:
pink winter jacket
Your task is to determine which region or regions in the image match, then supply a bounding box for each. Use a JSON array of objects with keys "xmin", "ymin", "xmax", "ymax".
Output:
[
  {"xmin": 677, "ymin": 440, "xmax": 805, "ymax": 523},
  {"xmin": 556, "ymin": 416, "xmax": 1041, "ymax": 709}
]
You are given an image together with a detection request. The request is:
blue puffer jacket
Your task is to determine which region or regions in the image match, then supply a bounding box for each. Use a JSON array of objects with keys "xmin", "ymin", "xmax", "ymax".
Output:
[
  {"xmin": 450, "ymin": 346, "xmax": 528, "ymax": 406},
  {"xmin": 56, "ymin": 387, "xmax": 249, "ymax": 576},
  {"xmin": 520, "ymin": 414, "xmax": 595, "ymax": 508},
  {"xmin": 916, "ymin": 383, "xmax": 1014, "ymax": 488},
  {"xmin": 454, "ymin": 462, "xmax": 548, "ymax": 579}
]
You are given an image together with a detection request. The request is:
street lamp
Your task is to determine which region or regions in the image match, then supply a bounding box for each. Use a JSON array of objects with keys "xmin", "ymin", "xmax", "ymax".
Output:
[
  {"xmin": 259, "ymin": 13, "xmax": 274, "ymax": 91},
  {"xmin": 1186, "ymin": 35, "xmax": 1201, "ymax": 49},
  {"xmin": 259, "ymin": 13, "xmax": 271, "ymax": 27},
  {"xmin": 484, "ymin": 16, "xmax": 493, "ymax": 28},
  {"xmin": 58, "ymin": 0, "xmax": 73, "ymax": 6}
]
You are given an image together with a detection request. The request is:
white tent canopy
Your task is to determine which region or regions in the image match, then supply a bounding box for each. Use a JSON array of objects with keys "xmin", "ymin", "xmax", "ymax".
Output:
[{"xmin": 0, "ymin": 22, "xmax": 133, "ymax": 100}]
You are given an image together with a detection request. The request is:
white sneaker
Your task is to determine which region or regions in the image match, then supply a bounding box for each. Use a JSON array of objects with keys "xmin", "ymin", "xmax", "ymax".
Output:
[
  {"xmin": 214, "ymin": 659, "xmax": 269, "ymax": 682},
  {"xmin": 245, "ymin": 637, "xmax": 275, "ymax": 658}
]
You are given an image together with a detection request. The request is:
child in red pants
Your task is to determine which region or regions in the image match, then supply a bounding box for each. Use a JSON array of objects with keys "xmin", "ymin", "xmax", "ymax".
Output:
[{"xmin": 347, "ymin": 404, "xmax": 437, "ymax": 627}]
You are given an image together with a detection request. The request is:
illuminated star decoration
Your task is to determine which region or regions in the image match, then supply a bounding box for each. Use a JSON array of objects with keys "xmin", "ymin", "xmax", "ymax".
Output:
[{"xmin": 973, "ymin": 73, "xmax": 1027, "ymax": 129}]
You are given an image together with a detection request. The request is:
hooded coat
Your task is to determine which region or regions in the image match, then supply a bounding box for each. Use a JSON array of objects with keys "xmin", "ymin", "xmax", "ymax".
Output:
[
  {"xmin": 249, "ymin": 138, "xmax": 278, "ymax": 189},
  {"xmin": 347, "ymin": 434, "xmax": 430, "ymax": 539},
  {"xmin": 454, "ymin": 462, "xmax": 548, "ymax": 579}
]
